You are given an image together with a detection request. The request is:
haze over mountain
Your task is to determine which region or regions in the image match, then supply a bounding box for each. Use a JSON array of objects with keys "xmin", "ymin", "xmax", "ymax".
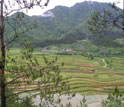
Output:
[{"xmin": 6, "ymin": 1, "xmax": 123, "ymax": 48}]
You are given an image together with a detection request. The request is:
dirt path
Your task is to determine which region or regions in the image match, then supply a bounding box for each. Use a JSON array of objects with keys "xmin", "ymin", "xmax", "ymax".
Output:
[
  {"xmin": 102, "ymin": 58, "xmax": 107, "ymax": 68},
  {"xmin": 88, "ymin": 102, "xmax": 102, "ymax": 107}
]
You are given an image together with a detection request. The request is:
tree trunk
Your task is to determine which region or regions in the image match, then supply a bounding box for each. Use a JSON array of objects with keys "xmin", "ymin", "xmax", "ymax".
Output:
[
  {"xmin": 123, "ymin": 0, "xmax": 124, "ymax": 31},
  {"xmin": 123, "ymin": 0, "xmax": 124, "ymax": 11},
  {"xmin": 0, "ymin": 0, "xmax": 6, "ymax": 107}
]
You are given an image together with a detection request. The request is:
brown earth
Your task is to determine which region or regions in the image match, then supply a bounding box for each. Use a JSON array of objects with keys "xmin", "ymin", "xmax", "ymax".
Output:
[{"xmin": 73, "ymin": 62, "xmax": 96, "ymax": 68}]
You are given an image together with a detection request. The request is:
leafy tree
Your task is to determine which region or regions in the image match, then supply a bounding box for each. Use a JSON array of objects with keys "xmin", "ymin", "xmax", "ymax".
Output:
[
  {"xmin": 88, "ymin": 1, "xmax": 124, "ymax": 34},
  {"xmin": 0, "ymin": 0, "xmax": 72, "ymax": 107},
  {"xmin": 88, "ymin": 2, "xmax": 124, "ymax": 106}
]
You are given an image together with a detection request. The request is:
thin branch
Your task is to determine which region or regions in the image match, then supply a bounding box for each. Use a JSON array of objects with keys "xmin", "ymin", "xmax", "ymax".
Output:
[{"xmin": 5, "ymin": 75, "xmax": 23, "ymax": 86}]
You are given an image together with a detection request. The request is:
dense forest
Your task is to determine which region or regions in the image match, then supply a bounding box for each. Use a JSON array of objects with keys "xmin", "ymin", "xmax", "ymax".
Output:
[{"xmin": 6, "ymin": 1, "xmax": 123, "ymax": 48}]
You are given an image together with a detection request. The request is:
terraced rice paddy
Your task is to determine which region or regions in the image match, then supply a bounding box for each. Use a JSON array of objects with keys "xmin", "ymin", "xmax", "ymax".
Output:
[{"xmin": 7, "ymin": 49, "xmax": 124, "ymax": 95}]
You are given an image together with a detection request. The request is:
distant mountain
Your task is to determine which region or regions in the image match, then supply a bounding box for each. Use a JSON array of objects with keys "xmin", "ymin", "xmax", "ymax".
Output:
[{"xmin": 6, "ymin": 1, "xmax": 123, "ymax": 48}]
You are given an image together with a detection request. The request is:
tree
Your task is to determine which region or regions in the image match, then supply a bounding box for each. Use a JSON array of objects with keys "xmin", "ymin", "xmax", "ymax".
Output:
[
  {"xmin": 88, "ymin": 1, "xmax": 124, "ymax": 106},
  {"xmin": 0, "ymin": 0, "xmax": 71, "ymax": 107},
  {"xmin": 88, "ymin": 1, "xmax": 124, "ymax": 35},
  {"xmin": 102, "ymin": 87, "xmax": 123, "ymax": 107}
]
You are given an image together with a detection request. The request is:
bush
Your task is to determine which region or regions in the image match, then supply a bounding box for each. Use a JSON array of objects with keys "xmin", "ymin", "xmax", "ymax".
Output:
[{"xmin": 102, "ymin": 87, "xmax": 124, "ymax": 107}]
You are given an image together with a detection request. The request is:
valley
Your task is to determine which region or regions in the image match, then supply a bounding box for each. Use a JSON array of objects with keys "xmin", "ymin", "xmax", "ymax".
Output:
[
  {"xmin": 8, "ymin": 49, "xmax": 124, "ymax": 95},
  {"xmin": 1, "ymin": 1, "xmax": 124, "ymax": 106}
]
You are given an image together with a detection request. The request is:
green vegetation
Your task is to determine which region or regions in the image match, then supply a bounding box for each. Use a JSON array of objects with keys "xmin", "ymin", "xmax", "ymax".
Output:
[
  {"xmin": 8, "ymin": 49, "xmax": 124, "ymax": 95},
  {"xmin": 6, "ymin": 2, "xmax": 123, "ymax": 48},
  {"xmin": 1, "ymin": 1, "xmax": 124, "ymax": 106},
  {"xmin": 0, "ymin": 47, "xmax": 72, "ymax": 106},
  {"xmin": 102, "ymin": 87, "xmax": 124, "ymax": 107}
]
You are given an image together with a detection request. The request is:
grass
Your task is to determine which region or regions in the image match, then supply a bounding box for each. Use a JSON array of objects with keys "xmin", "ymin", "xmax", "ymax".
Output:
[{"xmin": 6, "ymin": 49, "xmax": 124, "ymax": 95}]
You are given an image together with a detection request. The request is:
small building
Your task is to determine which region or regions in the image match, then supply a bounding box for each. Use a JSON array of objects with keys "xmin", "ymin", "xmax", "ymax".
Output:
[{"xmin": 66, "ymin": 48, "xmax": 72, "ymax": 52}]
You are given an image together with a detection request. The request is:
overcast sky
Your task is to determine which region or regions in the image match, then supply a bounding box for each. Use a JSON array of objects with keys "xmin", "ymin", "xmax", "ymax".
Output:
[{"xmin": 25, "ymin": 0, "xmax": 122, "ymax": 16}]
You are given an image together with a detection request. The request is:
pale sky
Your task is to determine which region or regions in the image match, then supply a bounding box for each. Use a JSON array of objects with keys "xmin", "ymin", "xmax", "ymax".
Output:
[{"xmin": 22, "ymin": 0, "xmax": 123, "ymax": 16}]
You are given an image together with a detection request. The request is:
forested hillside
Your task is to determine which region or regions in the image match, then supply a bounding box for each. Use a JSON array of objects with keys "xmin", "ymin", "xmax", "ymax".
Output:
[{"xmin": 6, "ymin": 1, "xmax": 123, "ymax": 48}]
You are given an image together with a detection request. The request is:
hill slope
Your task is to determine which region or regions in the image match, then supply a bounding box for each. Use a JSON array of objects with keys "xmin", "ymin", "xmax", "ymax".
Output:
[{"xmin": 6, "ymin": 1, "xmax": 123, "ymax": 48}]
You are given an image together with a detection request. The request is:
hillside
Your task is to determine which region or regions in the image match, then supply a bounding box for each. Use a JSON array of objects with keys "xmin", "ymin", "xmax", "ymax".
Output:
[{"xmin": 5, "ymin": 1, "xmax": 123, "ymax": 48}]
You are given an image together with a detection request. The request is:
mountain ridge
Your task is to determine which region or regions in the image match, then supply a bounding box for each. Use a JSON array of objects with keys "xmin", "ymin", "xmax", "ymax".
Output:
[{"xmin": 6, "ymin": 1, "xmax": 123, "ymax": 48}]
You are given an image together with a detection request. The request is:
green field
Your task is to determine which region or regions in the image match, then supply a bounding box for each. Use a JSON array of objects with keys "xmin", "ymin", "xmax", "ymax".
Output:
[{"xmin": 7, "ymin": 49, "xmax": 124, "ymax": 95}]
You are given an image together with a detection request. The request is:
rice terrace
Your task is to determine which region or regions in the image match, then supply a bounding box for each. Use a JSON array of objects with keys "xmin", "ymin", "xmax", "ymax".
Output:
[{"xmin": 8, "ymin": 49, "xmax": 124, "ymax": 94}]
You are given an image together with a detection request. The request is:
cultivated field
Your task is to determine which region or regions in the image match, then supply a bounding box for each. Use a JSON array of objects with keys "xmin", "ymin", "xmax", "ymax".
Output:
[{"xmin": 8, "ymin": 49, "xmax": 124, "ymax": 95}]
